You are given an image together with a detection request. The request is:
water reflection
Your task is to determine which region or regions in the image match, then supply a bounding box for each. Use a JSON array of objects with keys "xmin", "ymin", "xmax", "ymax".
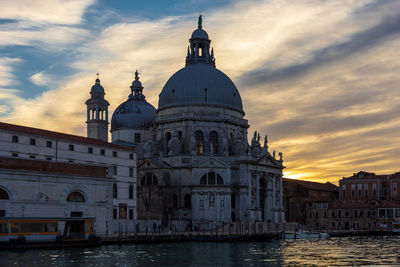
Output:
[{"xmin": 1, "ymin": 236, "xmax": 400, "ymax": 266}]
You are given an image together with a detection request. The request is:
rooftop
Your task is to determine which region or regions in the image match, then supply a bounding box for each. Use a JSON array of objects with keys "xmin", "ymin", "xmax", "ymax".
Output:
[
  {"xmin": 0, "ymin": 121, "xmax": 132, "ymax": 151},
  {"xmin": 283, "ymin": 178, "xmax": 339, "ymax": 192},
  {"xmin": 0, "ymin": 156, "xmax": 108, "ymax": 177}
]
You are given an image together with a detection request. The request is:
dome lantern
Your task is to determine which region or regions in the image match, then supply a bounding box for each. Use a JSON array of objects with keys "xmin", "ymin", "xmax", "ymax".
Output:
[{"xmin": 186, "ymin": 15, "xmax": 215, "ymax": 67}]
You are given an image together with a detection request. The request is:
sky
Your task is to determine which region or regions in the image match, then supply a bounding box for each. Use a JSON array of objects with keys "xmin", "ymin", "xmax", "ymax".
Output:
[{"xmin": 1, "ymin": 0, "xmax": 400, "ymax": 184}]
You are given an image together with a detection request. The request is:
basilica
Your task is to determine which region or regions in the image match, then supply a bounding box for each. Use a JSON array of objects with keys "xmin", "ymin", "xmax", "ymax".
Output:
[{"xmin": 87, "ymin": 16, "xmax": 285, "ymax": 230}]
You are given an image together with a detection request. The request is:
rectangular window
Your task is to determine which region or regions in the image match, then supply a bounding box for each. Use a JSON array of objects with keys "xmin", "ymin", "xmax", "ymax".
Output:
[
  {"xmin": 113, "ymin": 208, "xmax": 117, "ymax": 219},
  {"xmin": 88, "ymin": 147, "xmax": 93, "ymax": 154},
  {"xmin": 129, "ymin": 209, "xmax": 133, "ymax": 220},
  {"xmin": 129, "ymin": 168, "xmax": 133, "ymax": 177},
  {"xmin": 134, "ymin": 133, "xmax": 141, "ymax": 143},
  {"xmin": 29, "ymin": 155, "xmax": 36, "ymax": 159},
  {"xmin": 30, "ymin": 138, "xmax": 36, "ymax": 145},
  {"xmin": 119, "ymin": 204, "xmax": 127, "ymax": 219},
  {"xmin": 112, "ymin": 166, "xmax": 117, "ymax": 175},
  {"xmin": 200, "ymin": 200, "xmax": 204, "ymax": 209},
  {"xmin": 69, "ymin": 144, "xmax": 74, "ymax": 151},
  {"xmin": 0, "ymin": 210, "xmax": 5, "ymax": 217},
  {"xmin": 112, "ymin": 151, "xmax": 117, "ymax": 157},
  {"xmin": 46, "ymin": 141, "xmax": 52, "ymax": 148},
  {"xmin": 342, "ymin": 185, "xmax": 346, "ymax": 198},
  {"xmin": 129, "ymin": 153, "xmax": 134, "ymax": 160},
  {"xmin": 100, "ymin": 149, "xmax": 105, "ymax": 156},
  {"xmin": 12, "ymin": 135, "xmax": 18, "ymax": 143},
  {"xmin": 220, "ymin": 200, "xmax": 224, "ymax": 208},
  {"xmin": 70, "ymin": 212, "xmax": 83, "ymax": 217},
  {"xmin": 12, "ymin": 153, "xmax": 18, "ymax": 157},
  {"xmin": 46, "ymin": 157, "xmax": 52, "ymax": 160},
  {"xmin": 129, "ymin": 185, "xmax": 133, "ymax": 199}
]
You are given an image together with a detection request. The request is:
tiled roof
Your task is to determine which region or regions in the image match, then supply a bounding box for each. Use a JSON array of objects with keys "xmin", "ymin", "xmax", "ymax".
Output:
[
  {"xmin": 0, "ymin": 157, "xmax": 108, "ymax": 177},
  {"xmin": 0, "ymin": 121, "xmax": 132, "ymax": 151},
  {"xmin": 283, "ymin": 178, "xmax": 338, "ymax": 192}
]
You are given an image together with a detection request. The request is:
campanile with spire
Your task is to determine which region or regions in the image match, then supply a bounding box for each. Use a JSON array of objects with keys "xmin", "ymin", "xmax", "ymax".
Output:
[{"xmin": 85, "ymin": 74, "xmax": 110, "ymax": 141}]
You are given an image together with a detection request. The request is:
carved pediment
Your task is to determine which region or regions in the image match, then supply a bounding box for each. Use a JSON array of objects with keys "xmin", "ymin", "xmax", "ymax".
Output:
[
  {"xmin": 138, "ymin": 158, "xmax": 172, "ymax": 170},
  {"xmin": 256, "ymin": 154, "xmax": 280, "ymax": 166}
]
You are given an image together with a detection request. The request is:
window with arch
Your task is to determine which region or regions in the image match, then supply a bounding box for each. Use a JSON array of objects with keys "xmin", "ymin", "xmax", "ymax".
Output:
[
  {"xmin": 209, "ymin": 131, "xmax": 218, "ymax": 153},
  {"xmin": 195, "ymin": 130, "xmax": 204, "ymax": 155},
  {"xmin": 165, "ymin": 132, "xmax": 172, "ymax": 154},
  {"xmin": 200, "ymin": 172, "xmax": 224, "ymax": 185},
  {"xmin": 141, "ymin": 173, "xmax": 158, "ymax": 186},
  {"xmin": 0, "ymin": 188, "xmax": 9, "ymax": 200},
  {"xmin": 67, "ymin": 192, "xmax": 85, "ymax": 202}
]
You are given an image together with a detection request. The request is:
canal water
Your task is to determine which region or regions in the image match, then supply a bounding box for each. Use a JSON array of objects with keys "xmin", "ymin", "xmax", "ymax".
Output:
[{"xmin": 1, "ymin": 236, "xmax": 400, "ymax": 266}]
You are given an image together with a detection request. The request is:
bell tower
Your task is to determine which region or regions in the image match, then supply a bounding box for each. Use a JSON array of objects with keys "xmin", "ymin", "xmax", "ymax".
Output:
[{"xmin": 85, "ymin": 74, "xmax": 110, "ymax": 142}]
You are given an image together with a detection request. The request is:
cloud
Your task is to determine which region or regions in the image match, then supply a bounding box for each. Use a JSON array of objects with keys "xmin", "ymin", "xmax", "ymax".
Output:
[
  {"xmin": 0, "ymin": 57, "xmax": 22, "ymax": 87},
  {"xmin": 2, "ymin": 0, "xmax": 400, "ymax": 184},
  {"xmin": 1, "ymin": 0, "xmax": 95, "ymax": 25}
]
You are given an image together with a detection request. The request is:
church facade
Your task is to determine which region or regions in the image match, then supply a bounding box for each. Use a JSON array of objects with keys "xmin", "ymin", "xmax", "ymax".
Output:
[{"xmin": 103, "ymin": 17, "xmax": 285, "ymax": 230}]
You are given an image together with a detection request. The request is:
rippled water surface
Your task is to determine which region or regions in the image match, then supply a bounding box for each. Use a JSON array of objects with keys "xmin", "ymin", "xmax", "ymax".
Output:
[{"xmin": 2, "ymin": 236, "xmax": 400, "ymax": 266}]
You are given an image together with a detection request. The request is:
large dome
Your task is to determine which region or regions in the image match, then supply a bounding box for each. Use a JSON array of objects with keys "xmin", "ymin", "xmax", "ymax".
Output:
[
  {"xmin": 158, "ymin": 63, "xmax": 243, "ymax": 112},
  {"xmin": 111, "ymin": 99, "xmax": 156, "ymax": 131}
]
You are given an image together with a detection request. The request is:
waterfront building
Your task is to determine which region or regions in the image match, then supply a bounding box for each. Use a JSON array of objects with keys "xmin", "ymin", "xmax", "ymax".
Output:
[
  {"xmin": 282, "ymin": 178, "xmax": 338, "ymax": 226},
  {"xmin": 110, "ymin": 16, "xmax": 285, "ymax": 231},
  {"xmin": 303, "ymin": 171, "xmax": 400, "ymax": 231},
  {"xmin": 0, "ymin": 114, "xmax": 137, "ymax": 239}
]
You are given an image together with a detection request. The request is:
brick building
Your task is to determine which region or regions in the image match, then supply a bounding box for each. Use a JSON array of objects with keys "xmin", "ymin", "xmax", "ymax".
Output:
[{"xmin": 283, "ymin": 178, "xmax": 338, "ymax": 226}]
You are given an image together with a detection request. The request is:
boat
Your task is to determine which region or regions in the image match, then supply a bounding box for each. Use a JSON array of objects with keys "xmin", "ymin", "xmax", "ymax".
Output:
[{"xmin": 284, "ymin": 230, "xmax": 329, "ymax": 239}]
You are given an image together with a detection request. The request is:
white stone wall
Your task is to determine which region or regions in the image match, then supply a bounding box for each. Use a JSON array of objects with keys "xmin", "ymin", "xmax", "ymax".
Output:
[
  {"xmin": 0, "ymin": 169, "xmax": 112, "ymax": 236},
  {"xmin": 0, "ymin": 128, "xmax": 138, "ymax": 233}
]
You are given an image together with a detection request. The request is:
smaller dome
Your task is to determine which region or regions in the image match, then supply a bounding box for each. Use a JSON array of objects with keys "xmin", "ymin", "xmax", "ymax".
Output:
[
  {"xmin": 191, "ymin": 28, "xmax": 209, "ymax": 39},
  {"xmin": 111, "ymin": 70, "xmax": 156, "ymax": 131},
  {"xmin": 91, "ymin": 78, "xmax": 104, "ymax": 94},
  {"xmin": 111, "ymin": 100, "xmax": 156, "ymax": 131}
]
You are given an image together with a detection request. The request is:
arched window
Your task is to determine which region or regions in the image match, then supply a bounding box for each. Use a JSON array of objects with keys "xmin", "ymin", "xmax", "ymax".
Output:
[
  {"xmin": 67, "ymin": 192, "xmax": 85, "ymax": 202},
  {"xmin": 165, "ymin": 132, "xmax": 171, "ymax": 154},
  {"xmin": 209, "ymin": 131, "xmax": 218, "ymax": 153},
  {"xmin": 141, "ymin": 173, "xmax": 158, "ymax": 186},
  {"xmin": 113, "ymin": 184, "xmax": 118, "ymax": 198},
  {"xmin": 195, "ymin": 130, "xmax": 204, "ymax": 155},
  {"xmin": 0, "ymin": 188, "xmax": 9, "ymax": 200},
  {"xmin": 184, "ymin": 193, "xmax": 191, "ymax": 208},
  {"xmin": 129, "ymin": 185, "xmax": 133, "ymax": 199},
  {"xmin": 200, "ymin": 172, "xmax": 224, "ymax": 185}
]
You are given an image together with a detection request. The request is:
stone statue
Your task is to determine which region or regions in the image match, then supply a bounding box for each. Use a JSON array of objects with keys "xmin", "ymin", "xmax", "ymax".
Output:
[
  {"xmin": 273, "ymin": 150, "xmax": 276, "ymax": 158},
  {"xmin": 198, "ymin": 15, "xmax": 203, "ymax": 28},
  {"xmin": 257, "ymin": 133, "xmax": 261, "ymax": 144},
  {"xmin": 279, "ymin": 152, "xmax": 283, "ymax": 161},
  {"xmin": 209, "ymin": 142, "xmax": 214, "ymax": 155},
  {"xmin": 264, "ymin": 135, "xmax": 268, "ymax": 148}
]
